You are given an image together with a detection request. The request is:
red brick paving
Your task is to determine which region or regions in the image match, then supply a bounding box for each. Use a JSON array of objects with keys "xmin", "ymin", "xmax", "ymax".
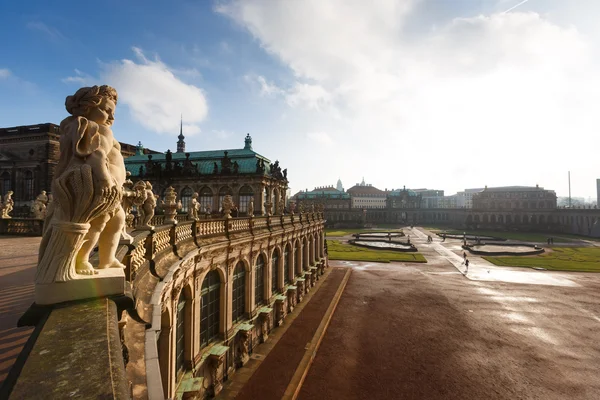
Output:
[
  {"xmin": 234, "ymin": 268, "xmax": 346, "ymax": 400},
  {"xmin": 0, "ymin": 236, "xmax": 39, "ymax": 388}
]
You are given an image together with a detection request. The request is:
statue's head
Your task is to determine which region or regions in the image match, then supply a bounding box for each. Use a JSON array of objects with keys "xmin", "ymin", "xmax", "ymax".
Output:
[
  {"xmin": 41, "ymin": 190, "xmax": 46, "ymax": 195},
  {"xmin": 145, "ymin": 181, "xmax": 153, "ymax": 189},
  {"xmin": 65, "ymin": 85, "xmax": 118, "ymax": 126}
]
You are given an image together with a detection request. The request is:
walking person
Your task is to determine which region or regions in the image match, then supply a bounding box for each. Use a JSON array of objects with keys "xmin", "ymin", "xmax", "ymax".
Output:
[{"xmin": 465, "ymin": 258, "xmax": 469, "ymax": 274}]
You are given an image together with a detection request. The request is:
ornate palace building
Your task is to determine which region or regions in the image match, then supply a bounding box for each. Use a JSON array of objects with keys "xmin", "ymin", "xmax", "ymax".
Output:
[{"xmin": 124, "ymin": 133, "xmax": 289, "ymax": 217}]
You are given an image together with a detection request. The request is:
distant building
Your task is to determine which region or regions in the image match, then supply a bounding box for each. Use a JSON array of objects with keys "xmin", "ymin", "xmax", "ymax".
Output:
[
  {"xmin": 292, "ymin": 186, "xmax": 351, "ymax": 210},
  {"xmin": 386, "ymin": 186, "xmax": 422, "ymax": 209},
  {"xmin": 336, "ymin": 178, "xmax": 344, "ymax": 192},
  {"xmin": 346, "ymin": 179, "xmax": 387, "ymax": 209},
  {"xmin": 413, "ymin": 189, "xmax": 444, "ymax": 208},
  {"xmin": 472, "ymin": 185, "xmax": 557, "ymax": 210},
  {"xmin": 456, "ymin": 188, "xmax": 485, "ymax": 208}
]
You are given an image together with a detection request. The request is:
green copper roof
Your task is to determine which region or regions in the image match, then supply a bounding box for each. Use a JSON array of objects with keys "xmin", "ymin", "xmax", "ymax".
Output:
[{"xmin": 124, "ymin": 147, "xmax": 272, "ymax": 176}]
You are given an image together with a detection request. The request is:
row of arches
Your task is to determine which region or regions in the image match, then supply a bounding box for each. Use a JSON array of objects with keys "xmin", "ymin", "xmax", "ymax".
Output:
[{"xmin": 158, "ymin": 231, "xmax": 326, "ymax": 397}]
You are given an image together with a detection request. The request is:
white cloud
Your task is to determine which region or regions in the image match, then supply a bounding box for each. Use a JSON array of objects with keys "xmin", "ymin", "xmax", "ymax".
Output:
[
  {"xmin": 217, "ymin": 0, "xmax": 600, "ymax": 197},
  {"xmin": 307, "ymin": 131, "xmax": 334, "ymax": 146},
  {"xmin": 0, "ymin": 68, "xmax": 10, "ymax": 79},
  {"xmin": 61, "ymin": 49, "xmax": 208, "ymax": 136},
  {"xmin": 26, "ymin": 21, "xmax": 65, "ymax": 42}
]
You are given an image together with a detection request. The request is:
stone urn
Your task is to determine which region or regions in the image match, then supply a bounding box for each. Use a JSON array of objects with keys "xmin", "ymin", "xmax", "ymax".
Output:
[{"xmin": 163, "ymin": 186, "xmax": 181, "ymax": 224}]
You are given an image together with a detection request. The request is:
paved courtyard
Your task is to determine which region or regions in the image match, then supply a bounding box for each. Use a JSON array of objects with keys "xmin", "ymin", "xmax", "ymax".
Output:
[
  {"xmin": 297, "ymin": 228, "xmax": 600, "ymax": 399},
  {"xmin": 0, "ymin": 236, "xmax": 38, "ymax": 388}
]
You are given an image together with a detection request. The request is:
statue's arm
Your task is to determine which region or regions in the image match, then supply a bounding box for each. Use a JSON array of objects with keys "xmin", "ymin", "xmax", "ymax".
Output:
[{"xmin": 68, "ymin": 117, "xmax": 101, "ymax": 158}]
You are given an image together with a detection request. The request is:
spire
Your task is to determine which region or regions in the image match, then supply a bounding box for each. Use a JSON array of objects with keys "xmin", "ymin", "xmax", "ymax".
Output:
[
  {"xmin": 244, "ymin": 133, "xmax": 253, "ymax": 150},
  {"xmin": 177, "ymin": 115, "xmax": 185, "ymax": 153},
  {"xmin": 136, "ymin": 141, "xmax": 144, "ymax": 156}
]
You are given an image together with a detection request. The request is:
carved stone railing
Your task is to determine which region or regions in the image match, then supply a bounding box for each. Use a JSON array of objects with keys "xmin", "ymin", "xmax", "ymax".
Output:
[{"xmin": 3, "ymin": 212, "xmax": 326, "ymax": 400}]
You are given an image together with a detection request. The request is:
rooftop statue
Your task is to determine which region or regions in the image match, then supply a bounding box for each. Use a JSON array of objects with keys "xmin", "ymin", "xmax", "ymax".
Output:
[{"xmin": 36, "ymin": 85, "xmax": 127, "ymax": 287}]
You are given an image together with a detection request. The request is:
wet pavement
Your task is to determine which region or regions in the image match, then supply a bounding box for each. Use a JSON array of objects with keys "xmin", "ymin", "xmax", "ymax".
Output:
[{"xmin": 298, "ymin": 229, "xmax": 600, "ymax": 399}]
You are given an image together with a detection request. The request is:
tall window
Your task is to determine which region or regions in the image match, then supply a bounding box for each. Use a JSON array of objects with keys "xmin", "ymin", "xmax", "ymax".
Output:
[
  {"xmin": 219, "ymin": 186, "xmax": 233, "ymax": 210},
  {"xmin": 284, "ymin": 246, "xmax": 290, "ymax": 284},
  {"xmin": 232, "ymin": 263, "xmax": 246, "ymax": 323},
  {"xmin": 1, "ymin": 171, "xmax": 10, "ymax": 193},
  {"xmin": 238, "ymin": 185, "xmax": 254, "ymax": 213},
  {"xmin": 176, "ymin": 293, "xmax": 186, "ymax": 374},
  {"xmin": 255, "ymin": 254, "xmax": 265, "ymax": 306},
  {"xmin": 271, "ymin": 249, "xmax": 279, "ymax": 294},
  {"xmin": 199, "ymin": 187, "xmax": 212, "ymax": 212},
  {"xmin": 24, "ymin": 171, "xmax": 34, "ymax": 200},
  {"xmin": 180, "ymin": 187, "xmax": 193, "ymax": 213},
  {"xmin": 200, "ymin": 270, "xmax": 220, "ymax": 347}
]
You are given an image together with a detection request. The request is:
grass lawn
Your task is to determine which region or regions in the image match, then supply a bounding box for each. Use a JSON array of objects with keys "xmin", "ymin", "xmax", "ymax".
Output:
[
  {"xmin": 325, "ymin": 228, "xmax": 404, "ymax": 237},
  {"xmin": 484, "ymin": 247, "xmax": 600, "ymax": 272},
  {"xmin": 327, "ymin": 240, "xmax": 426, "ymax": 263}
]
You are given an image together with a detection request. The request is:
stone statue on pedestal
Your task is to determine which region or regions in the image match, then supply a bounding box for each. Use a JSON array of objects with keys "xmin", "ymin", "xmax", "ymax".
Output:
[
  {"xmin": 247, "ymin": 196, "xmax": 254, "ymax": 217},
  {"xmin": 134, "ymin": 181, "xmax": 158, "ymax": 230},
  {"xmin": 1, "ymin": 191, "xmax": 14, "ymax": 219},
  {"xmin": 189, "ymin": 192, "xmax": 200, "ymax": 220},
  {"xmin": 36, "ymin": 85, "xmax": 127, "ymax": 291},
  {"xmin": 31, "ymin": 191, "xmax": 49, "ymax": 220}
]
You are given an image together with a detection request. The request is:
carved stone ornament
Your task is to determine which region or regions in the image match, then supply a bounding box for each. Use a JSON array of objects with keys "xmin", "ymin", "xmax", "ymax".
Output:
[
  {"xmin": 222, "ymin": 194, "xmax": 233, "ymax": 219},
  {"xmin": 35, "ymin": 85, "xmax": 127, "ymax": 304},
  {"xmin": 162, "ymin": 186, "xmax": 181, "ymax": 225},
  {"xmin": 188, "ymin": 192, "xmax": 200, "ymax": 220}
]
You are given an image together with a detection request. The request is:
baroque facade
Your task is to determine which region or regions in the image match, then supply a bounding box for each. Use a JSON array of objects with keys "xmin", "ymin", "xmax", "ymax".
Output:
[{"xmin": 124, "ymin": 134, "xmax": 288, "ymax": 217}]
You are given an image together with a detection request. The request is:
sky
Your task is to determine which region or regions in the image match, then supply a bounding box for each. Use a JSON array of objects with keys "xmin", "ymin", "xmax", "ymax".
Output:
[{"xmin": 1, "ymin": 0, "xmax": 599, "ymax": 199}]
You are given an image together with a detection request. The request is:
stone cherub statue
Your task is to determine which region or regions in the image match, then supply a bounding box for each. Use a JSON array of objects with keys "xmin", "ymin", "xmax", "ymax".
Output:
[
  {"xmin": 247, "ymin": 196, "xmax": 254, "ymax": 217},
  {"xmin": 222, "ymin": 194, "xmax": 233, "ymax": 219},
  {"xmin": 1, "ymin": 191, "xmax": 14, "ymax": 219},
  {"xmin": 36, "ymin": 85, "xmax": 126, "ymax": 284},
  {"xmin": 188, "ymin": 192, "xmax": 200, "ymax": 220},
  {"xmin": 31, "ymin": 190, "xmax": 49, "ymax": 220},
  {"xmin": 134, "ymin": 180, "xmax": 158, "ymax": 230}
]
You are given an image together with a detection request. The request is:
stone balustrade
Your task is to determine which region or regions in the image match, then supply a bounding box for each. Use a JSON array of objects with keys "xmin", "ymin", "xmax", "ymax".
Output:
[{"xmin": 4, "ymin": 211, "xmax": 327, "ymax": 400}]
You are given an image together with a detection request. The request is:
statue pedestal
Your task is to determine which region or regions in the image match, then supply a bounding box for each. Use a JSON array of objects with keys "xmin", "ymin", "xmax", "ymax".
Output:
[{"xmin": 35, "ymin": 268, "xmax": 125, "ymax": 305}]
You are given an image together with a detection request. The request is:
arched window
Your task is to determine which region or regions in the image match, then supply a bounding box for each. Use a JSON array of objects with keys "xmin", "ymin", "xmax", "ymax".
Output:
[
  {"xmin": 255, "ymin": 254, "xmax": 265, "ymax": 306},
  {"xmin": 180, "ymin": 187, "xmax": 193, "ymax": 212},
  {"xmin": 199, "ymin": 187, "xmax": 212, "ymax": 212},
  {"xmin": 1, "ymin": 171, "xmax": 10, "ymax": 193},
  {"xmin": 238, "ymin": 185, "xmax": 254, "ymax": 213},
  {"xmin": 271, "ymin": 249, "xmax": 279, "ymax": 294},
  {"xmin": 24, "ymin": 171, "xmax": 34, "ymax": 200},
  {"xmin": 200, "ymin": 270, "xmax": 220, "ymax": 347},
  {"xmin": 284, "ymin": 246, "xmax": 290, "ymax": 284},
  {"xmin": 295, "ymin": 243, "xmax": 301, "ymax": 276},
  {"xmin": 219, "ymin": 186, "xmax": 233, "ymax": 210},
  {"xmin": 176, "ymin": 293, "xmax": 186, "ymax": 374},
  {"xmin": 232, "ymin": 262, "xmax": 246, "ymax": 323}
]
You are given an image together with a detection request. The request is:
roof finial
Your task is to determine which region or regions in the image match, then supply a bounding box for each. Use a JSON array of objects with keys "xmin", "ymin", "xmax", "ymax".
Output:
[{"xmin": 177, "ymin": 114, "xmax": 185, "ymax": 153}]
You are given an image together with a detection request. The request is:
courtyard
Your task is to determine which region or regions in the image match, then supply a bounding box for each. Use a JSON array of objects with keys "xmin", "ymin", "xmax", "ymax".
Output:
[
  {"xmin": 2, "ymin": 230, "xmax": 600, "ymax": 399},
  {"xmin": 221, "ymin": 227, "xmax": 600, "ymax": 400}
]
